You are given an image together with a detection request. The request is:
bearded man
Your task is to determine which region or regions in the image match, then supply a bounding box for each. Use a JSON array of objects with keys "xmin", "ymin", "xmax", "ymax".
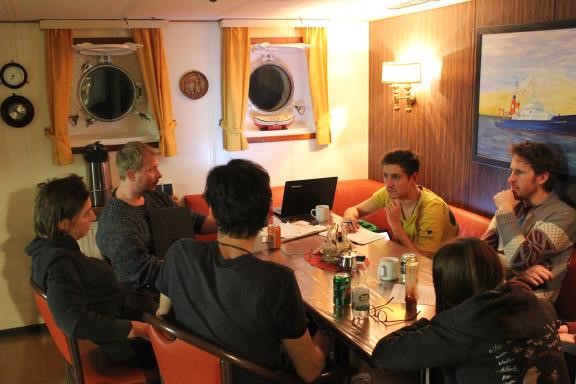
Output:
[{"xmin": 482, "ymin": 141, "xmax": 576, "ymax": 302}]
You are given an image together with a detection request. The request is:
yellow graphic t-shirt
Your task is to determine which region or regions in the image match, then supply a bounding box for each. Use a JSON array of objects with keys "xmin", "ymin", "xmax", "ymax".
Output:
[{"xmin": 372, "ymin": 186, "xmax": 459, "ymax": 253}]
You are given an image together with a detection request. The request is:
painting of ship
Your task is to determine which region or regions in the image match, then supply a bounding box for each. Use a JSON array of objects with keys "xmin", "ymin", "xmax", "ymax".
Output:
[
  {"xmin": 474, "ymin": 24, "xmax": 576, "ymax": 176},
  {"xmin": 495, "ymin": 94, "xmax": 576, "ymax": 137}
]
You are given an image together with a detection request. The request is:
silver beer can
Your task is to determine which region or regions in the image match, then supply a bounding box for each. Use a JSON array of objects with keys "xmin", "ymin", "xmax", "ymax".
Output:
[{"xmin": 400, "ymin": 253, "xmax": 417, "ymax": 284}]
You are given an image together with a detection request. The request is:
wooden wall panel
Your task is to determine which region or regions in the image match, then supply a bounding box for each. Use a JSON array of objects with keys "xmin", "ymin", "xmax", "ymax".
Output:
[
  {"xmin": 555, "ymin": 0, "xmax": 576, "ymax": 20},
  {"xmin": 369, "ymin": 0, "xmax": 576, "ymax": 216},
  {"xmin": 475, "ymin": 0, "xmax": 553, "ymax": 27},
  {"xmin": 369, "ymin": 2, "xmax": 474, "ymax": 206}
]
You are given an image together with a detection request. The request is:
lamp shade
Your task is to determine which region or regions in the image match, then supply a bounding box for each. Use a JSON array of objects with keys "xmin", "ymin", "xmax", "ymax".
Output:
[{"xmin": 381, "ymin": 62, "xmax": 421, "ymax": 84}]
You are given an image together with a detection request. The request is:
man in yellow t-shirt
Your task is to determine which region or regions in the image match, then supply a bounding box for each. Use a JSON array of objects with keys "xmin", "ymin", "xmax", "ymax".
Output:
[{"xmin": 343, "ymin": 149, "xmax": 458, "ymax": 256}]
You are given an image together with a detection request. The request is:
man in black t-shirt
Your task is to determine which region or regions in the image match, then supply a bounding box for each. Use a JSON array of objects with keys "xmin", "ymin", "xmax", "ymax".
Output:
[{"xmin": 156, "ymin": 159, "xmax": 331, "ymax": 383}]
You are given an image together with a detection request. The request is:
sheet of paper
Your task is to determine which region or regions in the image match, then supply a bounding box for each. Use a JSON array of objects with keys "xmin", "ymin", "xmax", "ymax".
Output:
[
  {"xmin": 347, "ymin": 226, "xmax": 389, "ymax": 245},
  {"xmin": 389, "ymin": 284, "xmax": 436, "ymax": 306},
  {"xmin": 279, "ymin": 221, "xmax": 326, "ymax": 241}
]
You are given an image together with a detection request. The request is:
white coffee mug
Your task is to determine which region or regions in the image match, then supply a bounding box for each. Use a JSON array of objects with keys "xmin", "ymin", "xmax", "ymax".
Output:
[
  {"xmin": 378, "ymin": 257, "xmax": 399, "ymax": 281},
  {"xmin": 310, "ymin": 204, "xmax": 330, "ymax": 224}
]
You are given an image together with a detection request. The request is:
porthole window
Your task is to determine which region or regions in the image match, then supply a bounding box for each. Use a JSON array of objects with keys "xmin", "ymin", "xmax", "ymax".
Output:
[
  {"xmin": 249, "ymin": 63, "xmax": 294, "ymax": 114},
  {"xmin": 78, "ymin": 64, "xmax": 136, "ymax": 122}
]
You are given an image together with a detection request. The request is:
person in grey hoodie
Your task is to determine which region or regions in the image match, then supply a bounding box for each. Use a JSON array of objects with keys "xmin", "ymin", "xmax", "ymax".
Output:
[
  {"xmin": 26, "ymin": 174, "xmax": 156, "ymax": 367},
  {"xmin": 371, "ymin": 237, "xmax": 569, "ymax": 384}
]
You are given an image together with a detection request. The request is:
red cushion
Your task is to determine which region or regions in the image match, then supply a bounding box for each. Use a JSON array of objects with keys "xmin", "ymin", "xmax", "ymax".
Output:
[{"xmin": 449, "ymin": 205, "xmax": 491, "ymax": 238}]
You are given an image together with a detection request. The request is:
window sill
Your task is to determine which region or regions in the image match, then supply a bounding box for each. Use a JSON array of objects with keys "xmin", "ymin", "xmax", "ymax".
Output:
[
  {"xmin": 70, "ymin": 131, "xmax": 159, "ymax": 154},
  {"xmin": 244, "ymin": 123, "xmax": 316, "ymax": 143}
]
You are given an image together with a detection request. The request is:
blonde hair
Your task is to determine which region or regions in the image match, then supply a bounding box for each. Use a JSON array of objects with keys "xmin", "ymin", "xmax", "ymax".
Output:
[{"xmin": 116, "ymin": 142, "xmax": 158, "ymax": 180}]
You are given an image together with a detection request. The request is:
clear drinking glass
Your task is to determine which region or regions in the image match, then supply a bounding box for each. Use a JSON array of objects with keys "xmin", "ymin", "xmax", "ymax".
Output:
[{"xmin": 405, "ymin": 261, "xmax": 419, "ymax": 316}]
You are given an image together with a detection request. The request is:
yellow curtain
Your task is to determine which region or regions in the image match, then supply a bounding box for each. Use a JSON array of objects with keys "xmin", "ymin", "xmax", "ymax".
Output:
[
  {"xmin": 298, "ymin": 27, "xmax": 331, "ymax": 145},
  {"xmin": 45, "ymin": 29, "xmax": 74, "ymax": 165},
  {"xmin": 133, "ymin": 28, "xmax": 177, "ymax": 156},
  {"xmin": 220, "ymin": 27, "xmax": 250, "ymax": 151}
]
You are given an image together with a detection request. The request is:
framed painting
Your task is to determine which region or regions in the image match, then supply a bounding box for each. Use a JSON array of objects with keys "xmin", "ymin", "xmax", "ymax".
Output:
[{"xmin": 473, "ymin": 20, "xmax": 576, "ymax": 176}]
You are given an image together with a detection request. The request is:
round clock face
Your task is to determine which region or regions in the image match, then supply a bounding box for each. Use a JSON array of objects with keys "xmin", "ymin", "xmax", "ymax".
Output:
[
  {"xmin": 1, "ymin": 62, "xmax": 27, "ymax": 89},
  {"xmin": 179, "ymin": 71, "xmax": 209, "ymax": 100},
  {"xmin": 1, "ymin": 95, "xmax": 34, "ymax": 128}
]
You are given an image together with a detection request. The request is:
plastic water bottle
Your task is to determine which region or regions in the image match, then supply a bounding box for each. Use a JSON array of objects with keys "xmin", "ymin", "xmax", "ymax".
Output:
[{"xmin": 351, "ymin": 255, "xmax": 370, "ymax": 319}]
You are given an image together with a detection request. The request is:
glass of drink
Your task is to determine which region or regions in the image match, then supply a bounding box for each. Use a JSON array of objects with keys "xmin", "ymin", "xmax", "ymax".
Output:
[{"xmin": 405, "ymin": 261, "xmax": 419, "ymax": 317}]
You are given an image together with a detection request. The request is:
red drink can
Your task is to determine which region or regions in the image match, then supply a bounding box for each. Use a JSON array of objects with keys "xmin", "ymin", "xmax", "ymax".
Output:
[{"xmin": 267, "ymin": 224, "xmax": 281, "ymax": 249}]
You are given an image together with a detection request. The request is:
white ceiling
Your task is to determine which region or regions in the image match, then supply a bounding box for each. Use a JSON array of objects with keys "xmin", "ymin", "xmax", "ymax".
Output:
[{"xmin": 0, "ymin": 0, "xmax": 468, "ymax": 22}]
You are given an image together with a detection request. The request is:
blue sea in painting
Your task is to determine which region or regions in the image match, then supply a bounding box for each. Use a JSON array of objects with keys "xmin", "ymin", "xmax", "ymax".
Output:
[{"xmin": 476, "ymin": 115, "xmax": 576, "ymax": 176}]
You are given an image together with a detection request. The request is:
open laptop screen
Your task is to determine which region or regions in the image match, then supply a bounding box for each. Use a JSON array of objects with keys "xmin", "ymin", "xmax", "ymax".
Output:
[{"xmin": 274, "ymin": 176, "xmax": 338, "ymax": 221}]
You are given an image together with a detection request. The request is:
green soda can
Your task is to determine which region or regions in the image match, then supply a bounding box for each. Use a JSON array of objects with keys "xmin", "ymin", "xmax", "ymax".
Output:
[{"xmin": 333, "ymin": 272, "xmax": 351, "ymax": 307}]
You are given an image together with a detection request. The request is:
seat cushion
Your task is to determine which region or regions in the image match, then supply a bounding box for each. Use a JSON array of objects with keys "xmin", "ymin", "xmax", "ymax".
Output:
[
  {"xmin": 80, "ymin": 340, "xmax": 161, "ymax": 384},
  {"xmin": 449, "ymin": 205, "xmax": 491, "ymax": 238}
]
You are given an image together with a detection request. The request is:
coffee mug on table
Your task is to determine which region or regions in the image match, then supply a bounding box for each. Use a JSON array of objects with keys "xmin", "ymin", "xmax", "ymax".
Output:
[
  {"xmin": 310, "ymin": 204, "xmax": 330, "ymax": 224},
  {"xmin": 378, "ymin": 257, "xmax": 399, "ymax": 281}
]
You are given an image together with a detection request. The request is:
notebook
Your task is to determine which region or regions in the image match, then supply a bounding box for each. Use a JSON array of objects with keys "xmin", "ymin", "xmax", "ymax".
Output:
[
  {"xmin": 273, "ymin": 176, "xmax": 338, "ymax": 222},
  {"xmin": 149, "ymin": 206, "xmax": 197, "ymax": 259}
]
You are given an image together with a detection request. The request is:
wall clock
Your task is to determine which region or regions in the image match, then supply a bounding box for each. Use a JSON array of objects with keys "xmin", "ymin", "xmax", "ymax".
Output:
[
  {"xmin": 179, "ymin": 70, "xmax": 209, "ymax": 100},
  {"xmin": 1, "ymin": 62, "xmax": 28, "ymax": 89},
  {"xmin": 1, "ymin": 94, "xmax": 35, "ymax": 128}
]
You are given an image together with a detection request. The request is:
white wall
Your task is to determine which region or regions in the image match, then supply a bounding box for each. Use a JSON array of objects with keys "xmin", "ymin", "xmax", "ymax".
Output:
[
  {"xmin": 0, "ymin": 24, "xmax": 86, "ymax": 330},
  {"xmin": 0, "ymin": 20, "xmax": 368, "ymax": 330}
]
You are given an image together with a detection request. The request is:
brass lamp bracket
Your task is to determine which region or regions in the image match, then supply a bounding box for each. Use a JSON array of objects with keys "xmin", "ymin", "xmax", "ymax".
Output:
[{"xmin": 390, "ymin": 84, "xmax": 416, "ymax": 113}]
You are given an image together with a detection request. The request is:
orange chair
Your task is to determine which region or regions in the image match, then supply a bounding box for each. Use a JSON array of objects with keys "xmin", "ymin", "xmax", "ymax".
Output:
[
  {"xmin": 143, "ymin": 313, "xmax": 353, "ymax": 384},
  {"xmin": 30, "ymin": 277, "xmax": 160, "ymax": 384}
]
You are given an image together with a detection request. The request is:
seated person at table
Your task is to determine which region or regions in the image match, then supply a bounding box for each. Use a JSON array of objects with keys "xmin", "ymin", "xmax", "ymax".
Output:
[
  {"xmin": 156, "ymin": 159, "xmax": 331, "ymax": 383},
  {"xmin": 371, "ymin": 237, "xmax": 569, "ymax": 384},
  {"xmin": 96, "ymin": 141, "xmax": 217, "ymax": 291},
  {"xmin": 482, "ymin": 141, "xmax": 576, "ymax": 302},
  {"xmin": 343, "ymin": 149, "xmax": 458, "ymax": 256},
  {"xmin": 26, "ymin": 174, "xmax": 156, "ymax": 367}
]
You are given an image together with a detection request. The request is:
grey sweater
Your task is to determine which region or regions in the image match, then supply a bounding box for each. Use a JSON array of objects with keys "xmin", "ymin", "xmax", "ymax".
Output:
[
  {"xmin": 96, "ymin": 190, "xmax": 206, "ymax": 290},
  {"xmin": 482, "ymin": 192, "xmax": 576, "ymax": 301}
]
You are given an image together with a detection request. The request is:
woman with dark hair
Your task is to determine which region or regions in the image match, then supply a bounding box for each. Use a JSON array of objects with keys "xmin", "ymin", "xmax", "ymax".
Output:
[
  {"xmin": 371, "ymin": 237, "xmax": 569, "ymax": 384},
  {"xmin": 26, "ymin": 174, "xmax": 156, "ymax": 367}
]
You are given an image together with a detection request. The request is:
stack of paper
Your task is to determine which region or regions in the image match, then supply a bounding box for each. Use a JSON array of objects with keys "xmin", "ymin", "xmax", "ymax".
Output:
[
  {"xmin": 279, "ymin": 221, "xmax": 326, "ymax": 242},
  {"xmin": 347, "ymin": 226, "xmax": 389, "ymax": 245}
]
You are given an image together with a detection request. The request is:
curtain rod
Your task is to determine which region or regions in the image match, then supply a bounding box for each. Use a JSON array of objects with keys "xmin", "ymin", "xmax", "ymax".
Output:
[
  {"xmin": 39, "ymin": 19, "xmax": 169, "ymax": 29},
  {"xmin": 219, "ymin": 19, "xmax": 330, "ymax": 28}
]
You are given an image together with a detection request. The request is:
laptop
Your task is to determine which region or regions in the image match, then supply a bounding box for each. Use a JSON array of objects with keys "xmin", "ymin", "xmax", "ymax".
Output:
[
  {"xmin": 273, "ymin": 176, "xmax": 338, "ymax": 222},
  {"xmin": 149, "ymin": 206, "xmax": 197, "ymax": 259}
]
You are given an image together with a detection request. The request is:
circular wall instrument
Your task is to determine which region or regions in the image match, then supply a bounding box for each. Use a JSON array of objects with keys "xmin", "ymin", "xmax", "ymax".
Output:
[
  {"xmin": 1, "ymin": 94, "xmax": 35, "ymax": 127},
  {"xmin": 1, "ymin": 62, "xmax": 28, "ymax": 89}
]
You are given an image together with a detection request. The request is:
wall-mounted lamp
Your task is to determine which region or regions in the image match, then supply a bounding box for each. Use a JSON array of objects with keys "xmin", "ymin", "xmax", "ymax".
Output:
[{"xmin": 381, "ymin": 62, "xmax": 421, "ymax": 113}]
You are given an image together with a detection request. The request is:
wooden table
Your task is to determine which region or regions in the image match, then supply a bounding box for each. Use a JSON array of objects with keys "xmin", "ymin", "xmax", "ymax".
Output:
[{"xmin": 255, "ymin": 235, "xmax": 435, "ymax": 361}]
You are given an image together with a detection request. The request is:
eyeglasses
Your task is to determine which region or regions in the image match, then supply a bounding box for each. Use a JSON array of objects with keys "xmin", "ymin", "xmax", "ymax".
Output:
[{"xmin": 368, "ymin": 297, "xmax": 420, "ymax": 325}]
